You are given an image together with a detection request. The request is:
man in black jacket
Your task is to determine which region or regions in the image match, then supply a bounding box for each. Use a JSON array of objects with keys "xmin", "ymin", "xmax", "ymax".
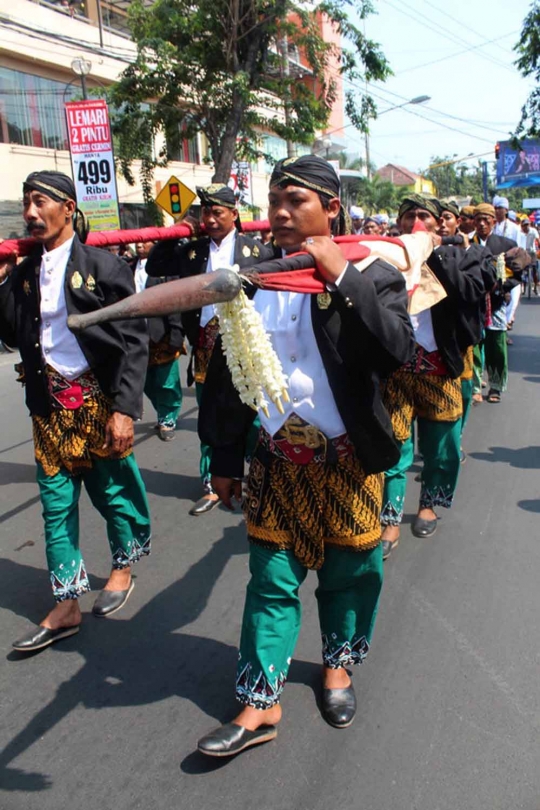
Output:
[
  {"xmin": 0, "ymin": 171, "xmax": 151, "ymax": 652},
  {"xmin": 380, "ymin": 193, "xmax": 486, "ymax": 559},
  {"xmin": 471, "ymin": 203, "xmax": 518, "ymax": 402},
  {"xmin": 195, "ymin": 155, "xmax": 414, "ymax": 757},
  {"xmin": 132, "ymin": 241, "xmax": 184, "ymax": 442},
  {"xmin": 146, "ymin": 184, "xmax": 272, "ymax": 514}
]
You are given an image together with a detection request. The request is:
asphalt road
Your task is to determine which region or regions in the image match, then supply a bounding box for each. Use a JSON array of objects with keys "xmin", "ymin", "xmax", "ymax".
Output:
[{"xmin": 1, "ymin": 299, "xmax": 540, "ymax": 810}]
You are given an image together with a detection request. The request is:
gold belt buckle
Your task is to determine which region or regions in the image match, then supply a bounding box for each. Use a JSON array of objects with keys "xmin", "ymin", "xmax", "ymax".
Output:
[{"xmin": 281, "ymin": 422, "xmax": 325, "ymax": 450}]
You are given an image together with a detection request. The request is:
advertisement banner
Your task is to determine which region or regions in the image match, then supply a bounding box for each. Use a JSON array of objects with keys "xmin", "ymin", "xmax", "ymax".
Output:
[
  {"xmin": 64, "ymin": 99, "xmax": 121, "ymax": 231},
  {"xmin": 496, "ymin": 139, "xmax": 540, "ymax": 189},
  {"xmin": 229, "ymin": 161, "xmax": 253, "ymax": 207}
]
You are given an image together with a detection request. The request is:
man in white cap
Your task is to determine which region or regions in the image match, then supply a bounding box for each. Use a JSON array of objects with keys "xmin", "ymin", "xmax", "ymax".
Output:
[
  {"xmin": 376, "ymin": 214, "xmax": 389, "ymax": 236},
  {"xmin": 350, "ymin": 206, "xmax": 364, "ymax": 234},
  {"xmin": 493, "ymin": 196, "xmax": 520, "ymax": 242}
]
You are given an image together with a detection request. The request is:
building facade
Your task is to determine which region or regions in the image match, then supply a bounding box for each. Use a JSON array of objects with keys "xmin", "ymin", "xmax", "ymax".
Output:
[{"xmin": 0, "ymin": 0, "xmax": 345, "ymax": 237}]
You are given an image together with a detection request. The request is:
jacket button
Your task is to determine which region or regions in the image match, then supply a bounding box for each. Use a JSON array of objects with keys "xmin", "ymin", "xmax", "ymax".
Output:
[
  {"xmin": 37, "ymin": 370, "xmax": 42, "ymax": 375},
  {"xmin": 346, "ymin": 301, "xmax": 353, "ymax": 308},
  {"xmin": 35, "ymin": 342, "xmax": 39, "ymax": 348}
]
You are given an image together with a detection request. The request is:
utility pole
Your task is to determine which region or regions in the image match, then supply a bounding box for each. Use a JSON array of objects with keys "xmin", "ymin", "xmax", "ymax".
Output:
[
  {"xmin": 482, "ymin": 161, "xmax": 488, "ymax": 202},
  {"xmin": 280, "ymin": 36, "xmax": 296, "ymax": 159}
]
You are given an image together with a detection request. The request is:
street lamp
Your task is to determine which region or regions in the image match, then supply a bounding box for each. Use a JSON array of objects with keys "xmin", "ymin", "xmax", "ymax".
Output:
[
  {"xmin": 71, "ymin": 57, "xmax": 92, "ymax": 100},
  {"xmin": 366, "ymin": 94, "xmax": 431, "ymax": 178},
  {"xmin": 323, "ymin": 137, "xmax": 332, "ymax": 159}
]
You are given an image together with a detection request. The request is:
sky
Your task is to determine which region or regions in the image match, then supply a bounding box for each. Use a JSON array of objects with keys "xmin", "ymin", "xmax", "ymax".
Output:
[{"xmin": 343, "ymin": 0, "xmax": 536, "ymax": 174}]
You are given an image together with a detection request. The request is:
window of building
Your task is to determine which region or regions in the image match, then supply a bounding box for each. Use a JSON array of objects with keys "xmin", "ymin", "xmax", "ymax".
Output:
[
  {"xmin": 260, "ymin": 134, "xmax": 311, "ymax": 174},
  {"xmin": 0, "ymin": 67, "xmax": 78, "ymax": 150},
  {"xmin": 118, "ymin": 202, "xmax": 155, "ymax": 230},
  {"xmin": 166, "ymin": 125, "xmax": 200, "ymax": 164}
]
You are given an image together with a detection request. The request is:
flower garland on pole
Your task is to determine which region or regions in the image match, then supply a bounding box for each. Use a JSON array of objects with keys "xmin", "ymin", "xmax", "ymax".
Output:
[{"xmin": 215, "ymin": 272, "xmax": 289, "ymax": 418}]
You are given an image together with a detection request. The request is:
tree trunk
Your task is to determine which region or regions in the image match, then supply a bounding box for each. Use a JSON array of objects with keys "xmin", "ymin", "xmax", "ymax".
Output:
[{"xmin": 212, "ymin": 93, "xmax": 246, "ymax": 183}]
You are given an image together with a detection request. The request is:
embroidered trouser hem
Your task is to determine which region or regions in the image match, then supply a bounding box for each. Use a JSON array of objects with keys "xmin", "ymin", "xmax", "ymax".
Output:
[
  {"xmin": 37, "ymin": 455, "xmax": 151, "ymax": 601},
  {"xmin": 485, "ymin": 329, "xmax": 508, "ymax": 393},
  {"xmin": 382, "ymin": 417, "xmax": 461, "ymax": 526},
  {"xmin": 235, "ymin": 543, "xmax": 383, "ymax": 708}
]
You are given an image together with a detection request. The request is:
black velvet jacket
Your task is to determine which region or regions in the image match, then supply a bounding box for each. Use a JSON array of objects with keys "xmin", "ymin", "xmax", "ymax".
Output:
[
  {"xmin": 0, "ymin": 236, "xmax": 148, "ymax": 419},
  {"xmin": 146, "ymin": 233, "xmax": 274, "ymax": 347},
  {"xmin": 425, "ymin": 244, "xmax": 488, "ymax": 377},
  {"xmin": 198, "ymin": 259, "xmax": 415, "ymax": 478}
]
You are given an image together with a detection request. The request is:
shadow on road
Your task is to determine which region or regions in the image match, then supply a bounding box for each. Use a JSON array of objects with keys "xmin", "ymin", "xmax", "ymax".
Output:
[
  {"xmin": 0, "ymin": 522, "xmax": 265, "ymax": 793},
  {"xmin": 469, "ymin": 446, "xmax": 540, "ymax": 469},
  {"xmin": 517, "ymin": 499, "xmax": 540, "ymax": 513}
]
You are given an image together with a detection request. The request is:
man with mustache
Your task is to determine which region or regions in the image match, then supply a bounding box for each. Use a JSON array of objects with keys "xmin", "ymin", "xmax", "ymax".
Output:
[
  {"xmin": 146, "ymin": 184, "xmax": 272, "ymax": 515},
  {"xmin": 195, "ymin": 155, "xmax": 414, "ymax": 756},
  {"xmin": 0, "ymin": 171, "xmax": 151, "ymax": 651}
]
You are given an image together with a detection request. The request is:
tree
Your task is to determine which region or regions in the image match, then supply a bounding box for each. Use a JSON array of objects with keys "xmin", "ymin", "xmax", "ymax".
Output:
[
  {"xmin": 109, "ymin": 0, "xmax": 391, "ymax": 205},
  {"xmin": 423, "ymin": 156, "xmax": 486, "ymax": 201},
  {"xmin": 355, "ymin": 174, "xmax": 400, "ymax": 214},
  {"xmin": 514, "ymin": 1, "xmax": 540, "ymax": 137},
  {"xmin": 423, "ymin": 155, "xmax": 539, "ymax": 209}
]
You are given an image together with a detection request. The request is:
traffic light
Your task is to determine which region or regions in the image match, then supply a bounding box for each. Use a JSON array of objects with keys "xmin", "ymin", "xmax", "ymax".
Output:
[
  {"xmin": 169, "ymin": 182, "xmax": 181, "ymax": 215},
  {"xmin": 495, "ymin": 143, "xmax": 500, "ymax": 160}
]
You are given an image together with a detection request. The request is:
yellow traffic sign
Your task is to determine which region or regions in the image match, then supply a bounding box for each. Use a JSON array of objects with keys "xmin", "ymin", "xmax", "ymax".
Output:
[{"xmin": 155, "ymin": 176, "xmax": 196, "ymax": 219}]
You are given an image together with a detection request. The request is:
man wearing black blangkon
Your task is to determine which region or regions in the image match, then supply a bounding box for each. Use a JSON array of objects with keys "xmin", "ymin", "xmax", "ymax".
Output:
[
  {"xmin": 195, "ymin": 155, "xmax": 415, "ymax": 757},
  {"xmin": 0, "ymin": 171, "xmax": 151, "ymax": 652}
]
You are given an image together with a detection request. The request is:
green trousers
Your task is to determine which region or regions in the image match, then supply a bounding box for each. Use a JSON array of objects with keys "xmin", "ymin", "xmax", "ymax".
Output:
[
  {"xmin": 37, "ymin": 455, "xmax": 151, "ymax": 602},
  {"xmin": 484, "ymin": 329, "xmax": 508, "ymax": 393},
  {"xmin": 236, "ymin": 543, "xmax": 383, "ymax": 708},
  {"xmin": 195, "ymin": 382, "xmax": 212, "ymax": 488},
  {"xmin": 381, "ymin": 417, "xmax": 462, "ymax": 525},
  {"xmin": 472, "ymin": 341, "xmax": 485, "ymax": 395},
  {"xmin": 461, "ymin": 378, "xmax": 473, "ymax": 434},
  {"xmin": 144, "ymin": 359, "xmax": 182, "ymax": 429}
]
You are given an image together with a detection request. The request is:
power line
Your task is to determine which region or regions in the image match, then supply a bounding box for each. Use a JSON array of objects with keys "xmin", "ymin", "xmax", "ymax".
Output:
[
  {"xmin": 382, "ymin": 0, "xmax": 518, "ymax": 75},
  {"xmin": 418, "ymin": 0, "xmax": 516, "ymax": 57},
  {"xmin": 397, "ymin": 30, "xmax": 519, "ymax": 75}
]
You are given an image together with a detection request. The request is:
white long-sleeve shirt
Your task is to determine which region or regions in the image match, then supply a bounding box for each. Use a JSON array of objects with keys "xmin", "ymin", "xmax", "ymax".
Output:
[{"xmin": 39, "ymin": 236, "xmax": 90, "ymax": 380}]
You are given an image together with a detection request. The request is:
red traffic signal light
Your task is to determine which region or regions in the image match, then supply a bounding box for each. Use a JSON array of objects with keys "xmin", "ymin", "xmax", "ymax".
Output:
[{"xmin": 495, "ymin": 143, "xmax": 500, "ymax": 160}]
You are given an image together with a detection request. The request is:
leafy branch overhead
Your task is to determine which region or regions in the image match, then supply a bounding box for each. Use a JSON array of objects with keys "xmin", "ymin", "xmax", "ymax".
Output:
[
  {"xmin": 110, "ymin": 0, "xmax": 391, "ymax": 190},
  {"xmin": 514, "ymin": 1, "xmax": 540, "ymax": 138}
]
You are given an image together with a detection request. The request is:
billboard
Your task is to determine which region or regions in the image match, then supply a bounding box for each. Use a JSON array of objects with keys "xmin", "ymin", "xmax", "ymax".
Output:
[
  {"xmin": 496, "ymin": 139, "xmax": 540, "ymax": 189},
  {"xmin": 65, "ymin": 99, "xmax": 121, "ymax": 231}
]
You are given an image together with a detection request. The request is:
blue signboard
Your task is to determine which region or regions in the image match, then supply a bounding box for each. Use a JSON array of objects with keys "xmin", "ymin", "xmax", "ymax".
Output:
[{"xmin": 496, "ymin": 139, "xmax": 540, "ymax": 188}]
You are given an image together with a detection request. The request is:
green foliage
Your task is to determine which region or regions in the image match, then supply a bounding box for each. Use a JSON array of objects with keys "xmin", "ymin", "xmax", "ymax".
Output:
[
  {"xmin": 424, "ymin": 156, "xmax": 487, "ymax": 201},
  {"xmin": 109, "ymin": 0, "xmax": 391, "ymax": 203},
  {"xmin": 355, "ymin": 174, "xmax": 400, "ymax": 213},
  {"xmin": 514, "ymin": 1, "xmax": 540, "ymax": 138}
]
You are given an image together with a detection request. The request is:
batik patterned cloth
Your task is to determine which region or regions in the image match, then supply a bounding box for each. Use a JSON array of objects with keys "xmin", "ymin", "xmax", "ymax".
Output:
[
  {"xmin": 460, "ymin": 346, "xmax": 474, "ymax": 381},
  {"xmin": 193, "ymin": 316, "xmax": 220, "ymax": 384},
  {"xmin": 244, "ymin": 418, "xmax": 383, "ymax": 570},
  {"xmin": 382, "ymin": 368, "xmax": 463, "ymax": 443},
  {"xmin": 31, "ymin": 366, "xmax": 131, "ymax": 477},
  {"xmin": 148, "ymin": 335, "xmax": 182, "ymax": 367}
]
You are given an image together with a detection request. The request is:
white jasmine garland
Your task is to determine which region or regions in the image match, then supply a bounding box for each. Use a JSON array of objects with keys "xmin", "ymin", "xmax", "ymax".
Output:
[
  {"xmin": 496, "ymin": 253, "xmax": 506, "ymax": 281},
  {"xmin": 215, "ymin": 287, "xmax": 289, "ymax": 417}
]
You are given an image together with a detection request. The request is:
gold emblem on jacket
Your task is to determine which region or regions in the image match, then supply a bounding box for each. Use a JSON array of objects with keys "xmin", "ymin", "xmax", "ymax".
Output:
[
  {"xmin": 23, "ymin": 280, "xmax": 31, "ymax": 296},
  {"xmin": 86, "ymin": 274, "xmax": 96, "ymax": 292},
  {"xmin": 188, "ymin": 249, "xmax": 196, "ymax": 261},
  {"xmin": 253, "ymin": 244, "xmax": 260, "ymax": 258},
  {"xmin": 317, "ymin": 292, "xmax": 332, "ymax": 310},
  {"xmin": 71, "ymin": 271, "xmax": 83, "ymax": 290}
]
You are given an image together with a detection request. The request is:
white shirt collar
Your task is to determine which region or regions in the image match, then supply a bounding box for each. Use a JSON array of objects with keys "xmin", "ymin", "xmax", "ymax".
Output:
[
  {"xmin": 210, "ymin": 228, "xmax": 237, "ymax": 251},
  {"xmin": 42, "ymin": 235, "xmax": 75, "ymax": 263}
]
